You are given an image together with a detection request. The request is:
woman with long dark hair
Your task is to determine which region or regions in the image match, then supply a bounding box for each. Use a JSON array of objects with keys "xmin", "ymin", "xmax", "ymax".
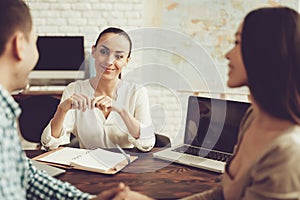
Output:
[{"xmin": 115, "ymin": 7, "xmax": 300, "ymax": 200}]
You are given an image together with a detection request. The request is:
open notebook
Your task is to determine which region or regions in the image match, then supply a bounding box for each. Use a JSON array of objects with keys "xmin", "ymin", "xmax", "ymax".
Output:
[
  {"xmin": 33, "ymin": 147, "xmax": 137, "ymax": 174},
  {"xmin": 154, "ymin": 96, "xmax": 250, "ymax": 173}
]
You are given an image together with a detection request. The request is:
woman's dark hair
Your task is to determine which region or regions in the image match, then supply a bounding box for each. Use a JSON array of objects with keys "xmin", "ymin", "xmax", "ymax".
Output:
[
  {"xmin": 94, "ymin": 27, "xmax": 132, "ymax": 58},
  {"xmin": 0, "ymin": 0, "xmax": 32, "ymax": 56},
  {"xmin": 242, "ymin": 7, "xmax": 300, "ymax": 124}
]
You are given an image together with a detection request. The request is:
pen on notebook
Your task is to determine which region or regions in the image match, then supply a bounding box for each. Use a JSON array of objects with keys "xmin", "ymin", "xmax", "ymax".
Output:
[{"xmin": 116, "ymin": 144, "xmax": 131, "ymax": 164}]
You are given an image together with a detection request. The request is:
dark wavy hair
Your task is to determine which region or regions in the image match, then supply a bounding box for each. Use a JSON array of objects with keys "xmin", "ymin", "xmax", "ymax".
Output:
[
  {"xmin": 242, "ymin": 7, "xmax": 300, "ymax": 124},
  {"xmin": 0, "ymin": 0, "xmax": 32, "ymax": 56},
  {"xmin": 94, "ymin": 27, "xmax": 132, "ymax": 58}
]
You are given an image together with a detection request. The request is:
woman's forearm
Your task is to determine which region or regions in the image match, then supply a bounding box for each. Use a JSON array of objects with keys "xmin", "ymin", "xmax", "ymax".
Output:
[
  {"xmin": 50, "ymin": 106, "xmax": 68, "ymax": 138},
  {"xmin": 118, "ymin": 108, "xmax": 140, "ymax": 139}
]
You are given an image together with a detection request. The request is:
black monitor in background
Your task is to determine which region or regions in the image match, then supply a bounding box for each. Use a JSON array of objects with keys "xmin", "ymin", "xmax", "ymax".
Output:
[{"xmin": 29, "ymin": 36, "xmax": 85, "ymax": 85}]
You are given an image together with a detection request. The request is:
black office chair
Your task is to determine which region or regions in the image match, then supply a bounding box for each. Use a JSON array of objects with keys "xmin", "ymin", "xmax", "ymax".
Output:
[
  {"xmin": 18, "ymin": 95, "xmax": 60, "ymax": 145},
  {"xmin": 68, "ymin": 132, "xmax": 172, "ymax": 149},
  {"xmin": 67, "ymin": 133, "xmax": 172, "ymax": 149},
  {"xmin": 155, "ymin": 133, "xmax": 171, "ymax": 147}
]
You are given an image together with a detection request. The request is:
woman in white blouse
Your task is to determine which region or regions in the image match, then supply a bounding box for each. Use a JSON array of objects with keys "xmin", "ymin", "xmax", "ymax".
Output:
[{"xmin": 41, "ymin": 27, "xmax": 155, "ymax": 152}]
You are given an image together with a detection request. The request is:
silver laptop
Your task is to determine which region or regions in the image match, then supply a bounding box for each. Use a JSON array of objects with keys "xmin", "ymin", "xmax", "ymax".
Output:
[{"xmin": 153, "ymin": 96, "xmax": 250, "ymax": 173}]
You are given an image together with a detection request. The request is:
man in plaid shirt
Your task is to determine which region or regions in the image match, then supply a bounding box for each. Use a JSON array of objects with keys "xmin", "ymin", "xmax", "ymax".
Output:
[{"xmin": 0, "ymin": 0, "xmax": 128, "ymax": 199}]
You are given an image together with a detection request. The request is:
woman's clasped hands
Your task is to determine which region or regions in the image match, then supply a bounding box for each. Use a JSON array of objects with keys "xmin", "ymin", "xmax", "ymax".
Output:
[
  {"xmin": 58, "ymin": 93, "xmax": 124, "ymax": 113},
  {"xmin": 91, "ymin": 182, "xmax": 154, "ymax": 200}
]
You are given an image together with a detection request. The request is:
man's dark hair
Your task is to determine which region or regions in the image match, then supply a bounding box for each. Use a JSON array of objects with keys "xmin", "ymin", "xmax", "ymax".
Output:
[
  {"xmin": 242, "ymin": 7, "xmax": 300, "ymax": 124},
  {"xmin": 0, "ymin": 0, "xmax": 32, "ymax": 56}
]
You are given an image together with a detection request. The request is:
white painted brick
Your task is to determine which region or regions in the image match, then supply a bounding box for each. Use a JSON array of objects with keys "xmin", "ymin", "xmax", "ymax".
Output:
[
  {"xmin": 30, "ymin": 10, "xmax": 40, "ymax": 18},
  {"xmin": 127, "ymin": 19, "xmax": 142, "ymax": 26},
  {"xmin": 50, "ymin": 3, "xmax": 72, "ymax": 10},
  {"xmin": 81, "ymin": 0, "xmax": 98, "ymax": 2},
  {"xmin": 124, "ymin": 11, "xmax": 140, "ymax": 19},
  {"xmin": 27, "ymin": 2, "xmax": 50, "ymax": 10},
  {"xmin": 33, "ymin": 19, "xmax": 46, "ymax": 26},
  {"xmin": 101, "ymin": 11, "xmax": 112, "ymax": 18},
  {"xmin": 85, "ymin": 36, "xmax": 97, "ymax": 45},
  {"xmin": 82, "ymin": 11, "xmax": 101, "ymax": 18},
  {"xmin": 87, "ymin": 18, "xmax": 108, "ymax": 26},
  {"xmin": 46, "ymin": 18, "xmax": 67, "ymax": 26},
  {"xmin": 38, "ymin": 11, "xmax": 60, "ymax": 17},
  {"xmin": 71, "ymin": 3, "xmax": 92, "ymax": 10},
  {"xmin": 79, "ymin": 26, "xmax": 100, "ymax": 35},
  {"xmin": 58, "ymin": 0, "xmax": 79, "ymax": 2},
  {"xmin": 108, "ymin": 19, "xmax": 127, "ymax": 27},
  {"xmin": 133, "ymin": 4, "xmax": 143, "ymax": 10},
  {"xmin": 118, "ymin": 0, "xmax": 140, "ymax": 2},
  {"xmin": 59, "ymin": 26, "xmax": 80, "ymax": 33},
  {"xmin": 67, "ymin": 18, "xmax": 88, "ymax": 26},
  {"xmin": 110, "ymin": 11, "xmax": 124, "ymax": 18},
  {"xmin": 38, "ymin": 26, "xmax": 60, "ymax": 34},
  {"xmin": 30, "ymin": 0, "xmax": 56, "ymax": 2},
  {"xmin": 61, "ymin": 11, "xmax": 82, "ymax": 18},
  {"xmin": 113, "ymin": 3, "xmax": 132, "ymax": 11},
  {"xmin": 111, "ymin": 0, "xmax": 125, "ymax": 2},
  {"xmin": 92, "ymin": 3, "xmax": 113, "ymax": 10}
]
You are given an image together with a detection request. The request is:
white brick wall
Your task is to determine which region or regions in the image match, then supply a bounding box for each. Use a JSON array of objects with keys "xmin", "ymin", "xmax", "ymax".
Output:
[{"xmin": 25, "ymin": 0, "xmax": 143, "ymax": 54}]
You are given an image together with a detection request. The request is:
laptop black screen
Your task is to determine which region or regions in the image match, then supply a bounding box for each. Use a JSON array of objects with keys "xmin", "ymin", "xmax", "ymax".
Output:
[{"xmin": 184, "ymin": 96, "xmax": 250, "ymax": 153}]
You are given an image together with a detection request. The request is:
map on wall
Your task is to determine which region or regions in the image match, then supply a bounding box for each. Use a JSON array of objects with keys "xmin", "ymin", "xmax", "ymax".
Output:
[{"xmin": 143, "ymin": 0, "xmax": 299, "ymax": 94}]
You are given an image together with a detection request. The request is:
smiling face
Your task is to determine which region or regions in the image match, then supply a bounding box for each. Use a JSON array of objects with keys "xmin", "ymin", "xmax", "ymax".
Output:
[
  {"xmin": 225, "ymin": 23, "xmax": 248, "ymax": 88},
  {"xmin": 92, "ymin": 32, "xmax": 130, "ymax": 81}
]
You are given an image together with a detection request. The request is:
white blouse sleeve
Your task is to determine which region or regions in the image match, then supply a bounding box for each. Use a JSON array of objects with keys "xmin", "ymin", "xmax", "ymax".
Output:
[
  {"xmin": 40, "ymin": 84, "xmax": 76, "ymax": 150},
  {"xmin": 128, "ymin": 86, "xmax": 155, "ymax": 152}
]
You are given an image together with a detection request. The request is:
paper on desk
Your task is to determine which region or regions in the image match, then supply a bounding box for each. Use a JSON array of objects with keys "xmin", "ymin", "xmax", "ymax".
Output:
[
  {"xmin": 37, "ymin": 147, "xmax": 89, "ymax": 166},
  {"xmin": 89, "ymin": 148, "xmax": 130, "ymax": 169},
  {"xmin": 36, "ymin": 147, "xmax": 132, "ymax": 172}
]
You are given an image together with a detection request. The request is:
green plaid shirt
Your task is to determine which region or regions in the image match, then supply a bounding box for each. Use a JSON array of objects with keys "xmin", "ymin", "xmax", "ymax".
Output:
[{"xmin": 0, "ymin": 85, "xmax": 94, "ymax": 200}]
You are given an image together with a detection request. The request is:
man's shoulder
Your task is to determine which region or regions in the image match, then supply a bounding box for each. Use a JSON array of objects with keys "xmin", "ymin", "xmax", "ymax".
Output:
[{"xmin": 0, "ymin": 108, "xmax": 11, "ymax": 128}]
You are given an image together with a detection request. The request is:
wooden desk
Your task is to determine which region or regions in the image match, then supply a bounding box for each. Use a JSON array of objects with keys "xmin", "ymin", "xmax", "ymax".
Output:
[{"xmin": 26, "ymin": 148, "xmax": 221, "ymax": 200}]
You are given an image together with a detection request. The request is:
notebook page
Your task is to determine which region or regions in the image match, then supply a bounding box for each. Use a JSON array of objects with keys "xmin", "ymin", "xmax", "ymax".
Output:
[
  {"xmin": 89, "ymin": 148, "xmax": 129, "ymax": 169},
  {"xmin": 37, "ymin": 147, "xmax": 89, "ymax": 166},
  {"xmin": 71, "ymin": 151, "xmax": 110, "ymax": 171}
]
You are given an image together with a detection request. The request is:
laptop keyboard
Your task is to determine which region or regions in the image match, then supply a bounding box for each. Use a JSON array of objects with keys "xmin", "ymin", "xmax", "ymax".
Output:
[{"xmin": 172, "ymin": 146, "xmax": 232, "ymax": 162}]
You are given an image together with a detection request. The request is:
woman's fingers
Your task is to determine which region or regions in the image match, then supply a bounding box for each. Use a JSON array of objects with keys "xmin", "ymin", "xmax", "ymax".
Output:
[
  {"xmin": 100, "ymin": 97, "xmax": 112, "ymax": 112},
  {"xmin": 67, "ymin": 94, "xmax": 114, "ymax": 112},
  {"xmin": 94, "ymin": 96, "xmax": 112, "ymax": 112},
  {"xmin": 70, "ymin": 94, "xmax": 89, "ymax": 111}
]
